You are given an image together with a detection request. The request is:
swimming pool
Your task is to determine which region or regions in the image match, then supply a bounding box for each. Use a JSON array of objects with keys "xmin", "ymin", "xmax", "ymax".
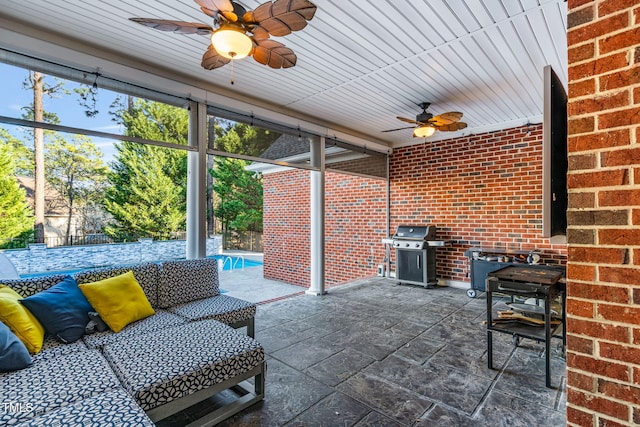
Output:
[
  {"xmin": 20, "ymin": 268, "xmax": 83, "ymax": 278},
  {"xmin": 19, "ymin": 255, "xmax": 262, "ymax": 278},
  {"xmin": 210, "ymin": 255, "xmax": 263, "ymax": 271}
]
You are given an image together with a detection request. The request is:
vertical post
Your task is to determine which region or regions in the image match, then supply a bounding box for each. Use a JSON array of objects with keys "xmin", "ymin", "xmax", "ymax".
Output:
[
  {"xmin": 486, "ymin": 278, "xmax": 493, "ymax": 369},
  {"xmin": 385, "ymin": 153, "xmax": 391, "ymax": 277},
  {"xmin": 186, "ymin": 101, "xmax": 207, "ymax": 259},
  {"xmin": 307, "ymin": 136, "xmax": 325, "ymax": 295}
]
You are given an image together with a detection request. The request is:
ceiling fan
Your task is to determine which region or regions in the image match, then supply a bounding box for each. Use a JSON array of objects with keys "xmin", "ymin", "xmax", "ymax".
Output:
[
  {"xmin": 382, "ymin": 102, "xmax": 467, "ymax": 138},
  {"xmin": 130, "ymin": 0, "xmax": 317, "ymax": 70}
]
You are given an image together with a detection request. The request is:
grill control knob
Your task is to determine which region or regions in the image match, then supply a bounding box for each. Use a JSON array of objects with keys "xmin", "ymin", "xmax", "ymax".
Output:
[
  {"xmin": 404, "ymin": 243, "xmax": 410, "ymax": 248},
  {"xmin": 415, "ymin": 243, "xmax": 421, "ymax": 248}
]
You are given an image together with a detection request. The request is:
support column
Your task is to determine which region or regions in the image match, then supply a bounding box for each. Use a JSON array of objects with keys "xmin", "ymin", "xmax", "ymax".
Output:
[
  {"xmin": 186, "ymin": 101, "xmax": 207, "ymax": 259},
  {"xmin": 307, "ymin": 136, "xmax": 326, "ymax": 295}
]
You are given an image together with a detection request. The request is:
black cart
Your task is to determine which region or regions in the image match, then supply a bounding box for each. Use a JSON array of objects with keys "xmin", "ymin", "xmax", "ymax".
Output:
[
  {"xmin": 464, "ymin": 247, "xmax": 542, "ymax": 298},
  {"xmin": 485, "ymin": 265, "xmax": 566, "ymax": 388}
]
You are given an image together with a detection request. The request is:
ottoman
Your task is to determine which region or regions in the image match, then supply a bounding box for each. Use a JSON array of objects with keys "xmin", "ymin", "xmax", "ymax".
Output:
[
  {"xmin": 17, "ymin": 389, "xmax": 154, "ymax": 426},
  {"xmin": 102, "ymin": 319, "xmax": 265, "ymax": 425},
  {"xmin": 0, "ymin": 349, "xmax": 122, "ymax": 425}
]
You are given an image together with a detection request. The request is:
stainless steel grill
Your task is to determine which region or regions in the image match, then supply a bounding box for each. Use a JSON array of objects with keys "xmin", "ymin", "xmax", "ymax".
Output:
[{"xmin": 392, "ymin": 225, "xmax": 445, "ymax": 288}]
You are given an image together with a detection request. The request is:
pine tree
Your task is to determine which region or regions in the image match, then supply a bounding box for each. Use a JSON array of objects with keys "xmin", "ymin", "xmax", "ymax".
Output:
[
  {"xmin": 0, "ymin": 143, "xmax": 33, "ymax": 244},
  {"xmin": 22, "ymin": 71, "xmax": 68, "ymax": 243},
  {"xmin": 209, "ymin": 122, "xmax": 267, "ymax": 233},
  {"xmin": 210, "ymin": 157, "xmax": 262, "ymax": 232},
  {"xmin": 104, "ymin": 99, "xmax": 188, "ymax": 239}
]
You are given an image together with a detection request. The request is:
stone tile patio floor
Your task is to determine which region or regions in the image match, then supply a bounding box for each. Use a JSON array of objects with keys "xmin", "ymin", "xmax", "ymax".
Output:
[{"xmin": 165, "ymin": 276, "xmax": 566, "ymax": 426}]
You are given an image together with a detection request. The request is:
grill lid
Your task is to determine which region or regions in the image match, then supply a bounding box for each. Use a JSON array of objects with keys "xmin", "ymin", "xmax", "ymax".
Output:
[{"xmin": 393, "ymin": 225, "xmax": 437, "ymax": 241}]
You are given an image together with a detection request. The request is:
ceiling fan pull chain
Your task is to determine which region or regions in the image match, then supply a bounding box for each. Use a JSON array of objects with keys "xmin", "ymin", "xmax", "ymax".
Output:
[{"xmin": 230, "ymin": 59, "xmax": 235, "ymax": 85}]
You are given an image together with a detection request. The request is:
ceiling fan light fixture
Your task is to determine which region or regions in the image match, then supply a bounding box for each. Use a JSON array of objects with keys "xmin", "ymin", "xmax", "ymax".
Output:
[
  {"xmin": 413, "ymin": 126, "xmax": 436, "ymax": 138},
  {"xmin": 211, "ymin": 24, "xmax": 253, "ymax": 59}
]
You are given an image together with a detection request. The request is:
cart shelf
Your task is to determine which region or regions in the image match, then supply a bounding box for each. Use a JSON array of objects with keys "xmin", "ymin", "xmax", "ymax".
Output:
[{"xmin": 485, "ymin": 265, "xmax": 566, "ymax": 388}]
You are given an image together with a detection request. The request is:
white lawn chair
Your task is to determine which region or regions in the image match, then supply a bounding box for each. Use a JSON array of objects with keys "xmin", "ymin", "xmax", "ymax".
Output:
[{"xmin": 0, "ymin": 252, "xmax": 20, "ymax": 279}]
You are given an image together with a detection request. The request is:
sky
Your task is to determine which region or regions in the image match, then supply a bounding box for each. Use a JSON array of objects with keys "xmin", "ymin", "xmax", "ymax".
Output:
[{"xmin": 0, "ymin": 62, "xmax": 122, "ymax": 164}]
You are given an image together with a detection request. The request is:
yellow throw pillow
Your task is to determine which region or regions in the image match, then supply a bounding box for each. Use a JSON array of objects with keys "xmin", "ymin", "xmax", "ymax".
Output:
[
  {"xmin": 0, "ymin": 286, "xmax": 45, "ymax": 354},
  {"xmin": 78, "ymin": 271, "xmax": 155, "ymax": 333}
]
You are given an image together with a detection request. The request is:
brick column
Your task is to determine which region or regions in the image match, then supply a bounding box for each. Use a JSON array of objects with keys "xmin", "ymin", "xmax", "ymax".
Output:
[{"xmin": 566, "ymin": 1, "xmax": 640, "ymax": 425}]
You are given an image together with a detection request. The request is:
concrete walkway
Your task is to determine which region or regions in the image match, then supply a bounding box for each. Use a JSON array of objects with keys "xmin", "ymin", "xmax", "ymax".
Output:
[{"xmin": 217, "ymin": 252, "xmax": 306, "ymax": 303}]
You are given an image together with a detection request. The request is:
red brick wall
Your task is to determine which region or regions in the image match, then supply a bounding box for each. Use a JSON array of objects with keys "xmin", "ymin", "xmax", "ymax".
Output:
[
  {"xmin": 263, "ymin": 169, "xmax": 311, "ymax": 287},
  {"xmin": 264, "ymin": 124, "xmax": 568, "ymax": 288},
  {"xmin": 389, "ymin": 125, "xmax": 567, "ymax": 283},
  {"xmin": 566, "ymin": 1, "xmax": 640, "ymax": 425},
  {"xmin": 263, "ymin": 169, "xmax": 387, "ymax": 287}
]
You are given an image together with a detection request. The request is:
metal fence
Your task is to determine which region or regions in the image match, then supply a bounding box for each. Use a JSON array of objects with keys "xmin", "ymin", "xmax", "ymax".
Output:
[
  {"xmin": 0, "ymin": 232, "xmax": 188, "ymax": 249},
  {"xmin": 1, "ymin": 230, "xmax": 263, "ymax": 251}
]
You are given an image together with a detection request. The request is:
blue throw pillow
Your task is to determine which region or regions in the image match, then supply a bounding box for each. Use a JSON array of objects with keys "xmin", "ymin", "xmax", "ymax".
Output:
[
  {"xmin": 20, "ymin": 276, "xmax": 93, "ymax": 343},
  {"xmin": 0, "ymin": 321, "xmax": 32, "ymax": 372}
]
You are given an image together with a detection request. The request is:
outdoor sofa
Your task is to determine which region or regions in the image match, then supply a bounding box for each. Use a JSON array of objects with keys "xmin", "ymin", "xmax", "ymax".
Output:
[{"xmin": 0, "ymin": 258, "xmax": 264, "ymax": 426}]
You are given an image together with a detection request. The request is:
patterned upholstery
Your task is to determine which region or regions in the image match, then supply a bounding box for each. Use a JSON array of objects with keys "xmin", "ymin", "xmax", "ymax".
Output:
[
  {"xmin": 0, "ymin": 350, "xmax": 121, "ymax": 425},
  {"xmin": 2, "ymin": 259, "xmax": 262, "ymax": 426},
  {"xmin": 73, "ymin": 262, "xmax": 160, "ymax": 308},
  {"xmin": 0, "ymin": 275, "xmax": 69, "ymax": 297},
  {"xmin": 169, "ymin": 294, "xmax": 257, "ymax": 325},
  {"xmin": 34, "ymin": 336, "xmax": 89, "ymax": 361},
  {"xmin": 158, "ymin": 258, "xmax": 219, "ymax": 308},
  {"xmin": 102, "ymin": 319, "xmax": 264, "ymax": 411},
  {"xmin": 82, "ymin": 310, "xmax": 186, "ymax": 349},
  {"xmin": 16, "ymin": 389, "xmax": 154, "ymax": 426}
]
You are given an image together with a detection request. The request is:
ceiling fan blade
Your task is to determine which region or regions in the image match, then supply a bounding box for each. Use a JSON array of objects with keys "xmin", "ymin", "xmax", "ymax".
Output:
[
  {"xmin": 194, "ymin": 0, "xmax": 235, "ymax": 18},
  {"xmin": 381, "ymin": 126, "xmax": 415, "ymax": 133},
  {"xmin": 130, "ymin": 18, "xmax": 213, "ymax": 35},
  {"xmin": 252, "ymin": 39, "xmax": 297, "ymax": 68},
  {"xmin": 397, "ymin": 116, "xmax": 423, "ymax": 125},
  {"xmin": 436, "ymin": 121, "xmax": 467, "ymax": 131},
  {"xmin": 248, "ymin": 25, "xmax": 270, "ymax": 39},
  {"xmin": 250, "ymin": 0, "xmax": 317, "ymax": 37},
  {"xmin": 201, "ymin": 45, "xmax": 231, "ymax": 69},
  {"xmin": 429, "ymin": 111, "xmax": 463, "ymax": 126}
]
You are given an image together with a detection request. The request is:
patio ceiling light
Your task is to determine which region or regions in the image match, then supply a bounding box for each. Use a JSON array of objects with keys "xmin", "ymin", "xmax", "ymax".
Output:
[
  {"xmin": 413, "ymin": 125, "xmax": 436, "ymax": 138},
  {"xmin": 211, "ymin": 24, "xmax": 253, "ymax": 60},
  {"xmin": 131, "ymin": 0, "xmax": 316, "ymax": 70}
]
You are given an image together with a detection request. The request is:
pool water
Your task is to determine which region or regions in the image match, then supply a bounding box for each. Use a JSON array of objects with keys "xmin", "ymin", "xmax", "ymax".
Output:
[
  {"xmin": 210, "ymin": 255, "xmax": 263, "ymax": 270},
  {"xmin": 21, "ymin": 269, "xmax": 83, "ymax": 278},
  {"xmin": 20, "ymin": 255, "xmax": 262, "ymax": 278}
]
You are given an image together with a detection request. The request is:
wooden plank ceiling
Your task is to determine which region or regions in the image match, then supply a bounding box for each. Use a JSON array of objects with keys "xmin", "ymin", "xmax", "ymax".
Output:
[{"xmin": 0, "ymin": 0, "xmax": 567, "ymax": 148}]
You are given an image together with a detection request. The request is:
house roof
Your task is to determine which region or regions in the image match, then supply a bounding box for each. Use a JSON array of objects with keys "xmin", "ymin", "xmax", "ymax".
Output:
[
  {"xmin": 0, "ymin": 1, "xmax": 567, "ymax": 150},
  {"xmin": 16, "ymin": 176, "xmax": 69, "ymax": 216},
  {"xmin": 259, "ymin": 134, "xmax": 311, "ymax": 161}
]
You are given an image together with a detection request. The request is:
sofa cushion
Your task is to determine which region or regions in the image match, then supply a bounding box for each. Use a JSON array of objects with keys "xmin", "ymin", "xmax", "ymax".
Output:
[
  {"xmin": 158, "ymin": 258, "xmax": 219, "ymax": 308},
  {"xmin": 169, "ymin": 294, "xmax": 256, "ymax": 325},
  {"xmin": 0, "ymin": 349, "xmax": 121, "ymax": 425},
  {"xmin": 20, "ymin": 276, "xmax": 93, "ymax": 344},
  {"xmin": 34, "ymin": 336, "xmax": 89, "ymax": 361},
  {"xmin": 81, "ymin": 309, "xmax": 186, "ymax": 349},
  {"xmin": 0, "ymin": 286, "xmax": 45, "ymax": 354},
  {"xmin": 102, "ymin": 319, "xmax": 264, "ymax": 411},
  {"xmin": 0, "ymin": 274, "xmax": 69, "ymax": 298},
  {"xmin": 0, "ymin": 321, "xmax": 31, "ymax": 372},
  {"xmin": 16, "ymin": 389, "xmax": 155, "ymax": 426},
  {"xmin": 73, "ymin": 262, "xmax": 160, "ymax": 308},
  {"xmin": 79, "ymin": 271, "xmax": 155, "ymax": 333}
]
